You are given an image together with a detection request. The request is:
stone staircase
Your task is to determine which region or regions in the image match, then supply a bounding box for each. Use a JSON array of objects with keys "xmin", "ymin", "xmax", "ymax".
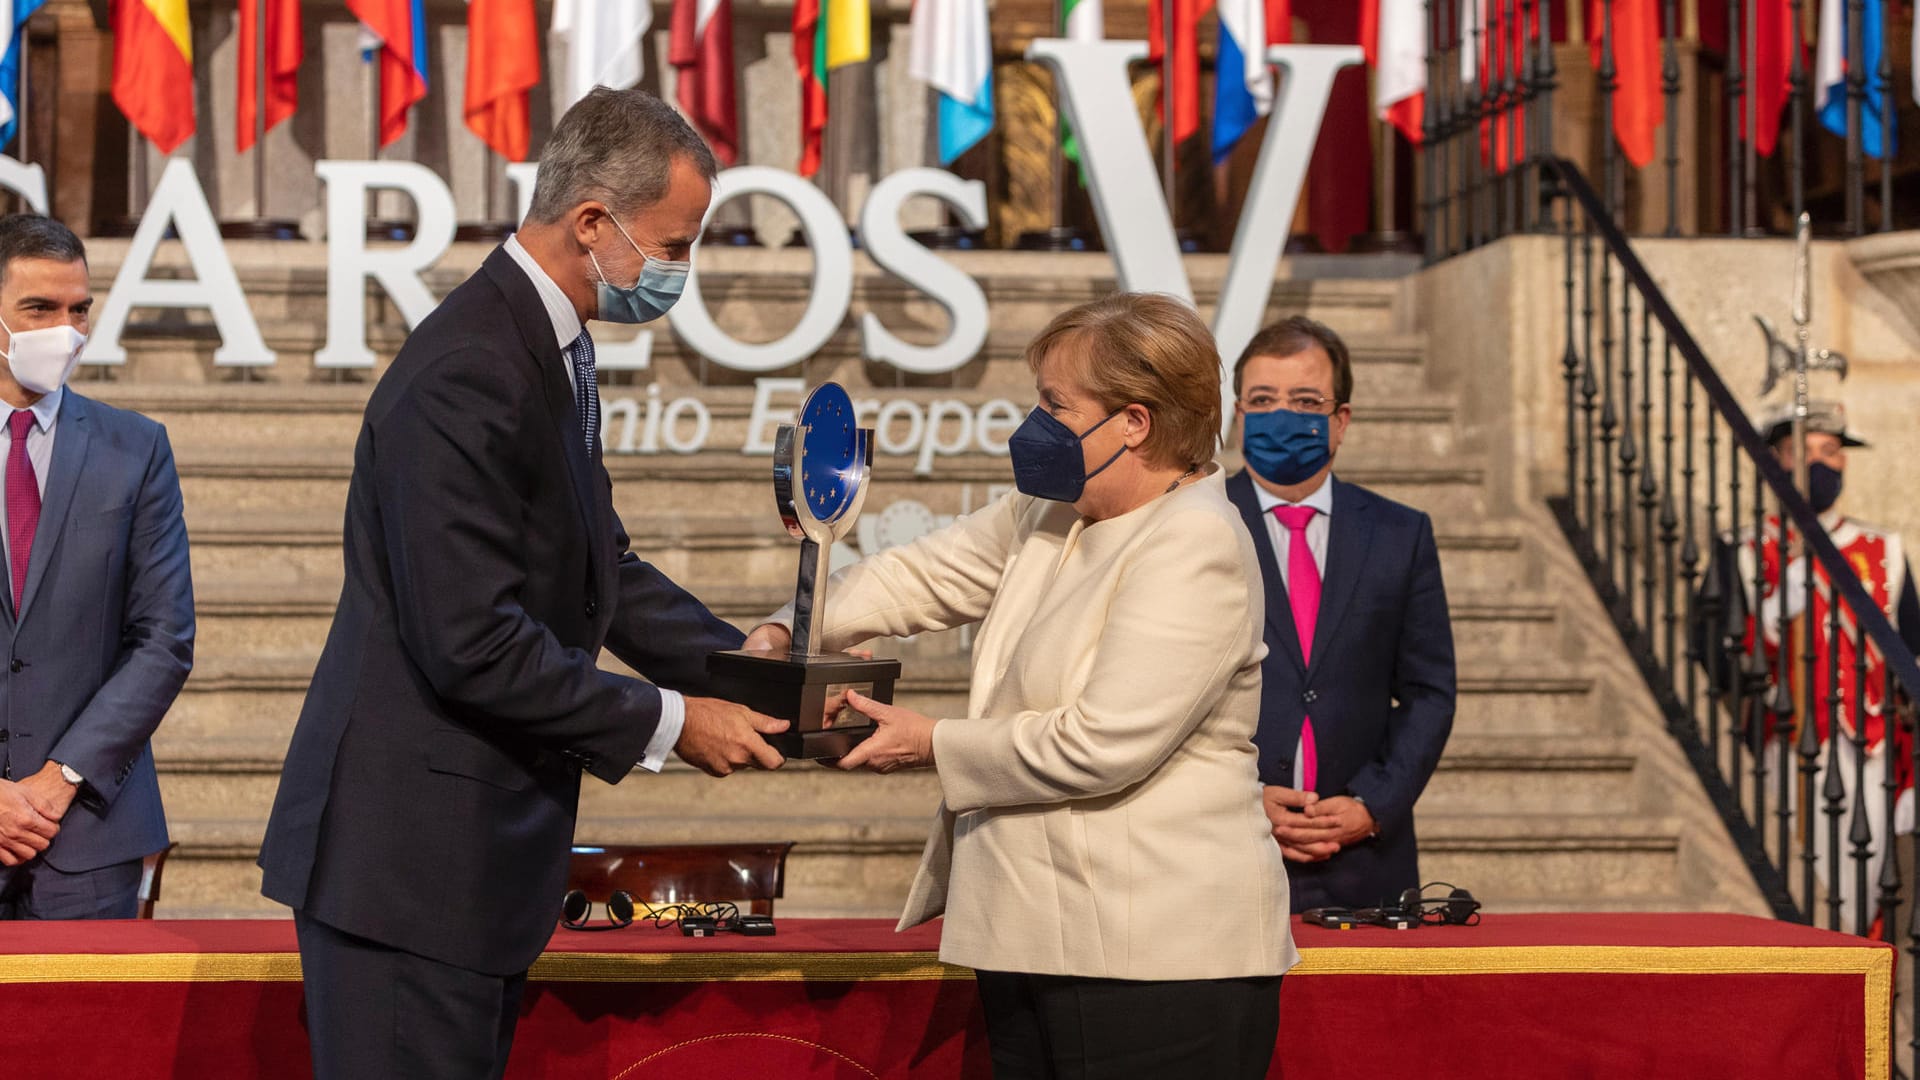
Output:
[{"xmin": 77, "ymin": 244, "xmax": 1768, "ymax": 919}]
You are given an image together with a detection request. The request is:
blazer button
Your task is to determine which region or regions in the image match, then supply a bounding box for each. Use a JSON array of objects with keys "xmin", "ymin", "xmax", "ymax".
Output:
[
  {"xmin": 585, "ymin": 598, "xmax": 598, "ymax": 618},
  {"xmin": 1302, "ymin": 689, "xmax": 1319, "ymax": 704},
  {"xmin": 7, "ymin": 659, "xmax": 19, "ymax": 673},
  {"xmin": 0, "ymin": 730, "xmax": 8, "ymax": 742}
]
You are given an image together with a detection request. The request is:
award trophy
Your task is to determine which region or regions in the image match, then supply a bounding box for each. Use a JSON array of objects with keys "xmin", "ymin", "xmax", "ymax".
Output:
[{"xmin": 707, "ymin": 383, "xmax": 903, "ymax": 759}]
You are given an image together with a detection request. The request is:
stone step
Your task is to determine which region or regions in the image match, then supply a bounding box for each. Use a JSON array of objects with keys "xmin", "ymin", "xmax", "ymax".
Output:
[
  {"xmin": 184, "ymin": 509, "xmax": 1536, "ymax": 599},
  {"xmin": 159, "ymin": 653, "xmax": 1612, "ymax": 752},
  {"xmin": 82, "ymin": 246, "xmax": 1410, "ymax": 385},
  {"xmin": 1416, "ymin": 815, "xmax": 1688, "ymax": 902},
  {"xmin": 189, "ymin": 578, "xmax": 1564, "ymax": 669},
  {"xmin": 1421, "ymin": 736, "xmax": 1641, "ymax": 815},
  {"xmin": 153, "ymin": 812, "xmax": 1693, "ymax": 919},
  {"xmin": 96, "ymin": 362, "xmax": 1458, "ymax": 460},
  {"xmin": 172, "ymin": 447, "xmax": 1495, "ymax": 522}
]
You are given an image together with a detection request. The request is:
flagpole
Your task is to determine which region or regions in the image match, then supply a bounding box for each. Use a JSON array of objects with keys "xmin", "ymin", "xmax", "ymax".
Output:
[
  {"xmin": 365, "ymin": 56, "xmax": 411, "ymax": 242},
  {"xmin": 1015, "ymin": 0, "xmax": 1093, "ymax": 251},
  {"xmin": 453, "ymin": 148, "xmax": 515, "ymax": 242},
  {"xmin": 1160, "ymin": 0, "xmax": 1176, "ymax": 209}
]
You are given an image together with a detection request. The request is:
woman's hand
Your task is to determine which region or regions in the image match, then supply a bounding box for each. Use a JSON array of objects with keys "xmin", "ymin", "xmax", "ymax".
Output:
[
  {"xmin": 834, "ymin": 690, "xmax": 937, "ymax": 773},
  {"xmin": 742, "ymin": 623, "xmax": 792, "ymax": 654}
]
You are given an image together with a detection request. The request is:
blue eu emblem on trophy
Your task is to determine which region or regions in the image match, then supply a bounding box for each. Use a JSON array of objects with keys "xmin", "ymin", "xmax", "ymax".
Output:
[{"xmin": 708, "ymin": 383, "xmax": 902, "ymax": 759}]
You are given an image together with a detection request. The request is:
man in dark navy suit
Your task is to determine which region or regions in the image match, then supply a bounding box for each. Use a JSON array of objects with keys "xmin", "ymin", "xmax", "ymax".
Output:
[
  {"xmin": 258, "ymin": 89, "xmax": 788, "ymax": 1079},
  {"xmin": 0, "ymin": 214, "xmax": 192, "ymax": 918},
  {"xmin": 1225, "ymin": 316, "xmax": 1455, "ymax": 912}
]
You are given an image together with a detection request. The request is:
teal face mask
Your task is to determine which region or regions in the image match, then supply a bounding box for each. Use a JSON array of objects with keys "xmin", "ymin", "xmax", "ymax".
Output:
[{"xmin": 589, "ymin": 216, "xmax": 690, "ymax": 324}]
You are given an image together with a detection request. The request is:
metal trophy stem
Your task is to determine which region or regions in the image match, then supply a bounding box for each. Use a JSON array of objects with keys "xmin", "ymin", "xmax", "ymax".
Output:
[{"xmin": 708, "ymin": 383, "xmax": 902, "ymax": 760}]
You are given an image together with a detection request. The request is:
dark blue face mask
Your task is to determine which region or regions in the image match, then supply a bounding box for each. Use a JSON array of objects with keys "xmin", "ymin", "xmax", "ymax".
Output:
[
  {"xmin": 1808, "ymin": 461, "xmax": 1843, "ymax": 513},
  {"xmin": 1008, "ymin": 406, "xmax": 1126, "ymax": 503},
  {"xmin": 1242, "ymin": 407, "xmax": 1333, "ymax": 486}
]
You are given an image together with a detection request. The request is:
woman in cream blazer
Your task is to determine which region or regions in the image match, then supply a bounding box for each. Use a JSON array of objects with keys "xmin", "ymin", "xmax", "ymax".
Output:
[{"xmin": 750, "ymin": 294, "xmax": 1295, "ymax": 1078}]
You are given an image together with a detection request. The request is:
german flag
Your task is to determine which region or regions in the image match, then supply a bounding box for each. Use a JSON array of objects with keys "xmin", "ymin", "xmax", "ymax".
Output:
[{"xmin": 111, "ymin": 0, "xmax": 194, "ymax": 153}]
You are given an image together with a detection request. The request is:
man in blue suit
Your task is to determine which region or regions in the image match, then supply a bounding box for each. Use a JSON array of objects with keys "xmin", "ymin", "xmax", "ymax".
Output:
[
  {"xmin": 1225, "ymin": 316, "xmax": 1455, "ymax": 912},
  {"xmin": 0, "ymin": 213, "xmax": 192, "ymax": 918}
]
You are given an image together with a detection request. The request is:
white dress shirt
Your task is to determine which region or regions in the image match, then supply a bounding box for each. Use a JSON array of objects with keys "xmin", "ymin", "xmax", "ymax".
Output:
[
  {"xmin": 1251, "ymin": 472, "xmax": 1334, "ymax": 790},
  {"xmin": 1, "ymin": 386, "xmax": 62, "ymax": 583},
  {"xmin": 502, "ymin": 238, "xmax": 684, "ymax": 771}
]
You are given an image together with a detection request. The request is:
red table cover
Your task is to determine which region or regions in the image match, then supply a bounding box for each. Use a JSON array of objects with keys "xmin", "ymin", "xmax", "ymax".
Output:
[{"xmin": 0, "ymin": 913, "xmax": 1893, "ymax": 1079}]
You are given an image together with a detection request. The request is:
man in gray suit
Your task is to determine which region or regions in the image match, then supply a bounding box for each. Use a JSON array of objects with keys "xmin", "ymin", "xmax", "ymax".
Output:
[{"xmin": 0, "ymin": 213, "xmax": 192, "ymax": 919}]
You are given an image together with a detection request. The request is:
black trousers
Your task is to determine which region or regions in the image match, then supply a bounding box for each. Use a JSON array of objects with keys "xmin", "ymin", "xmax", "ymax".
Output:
[
  {"xmin": 0, "ymin": 858, "xmax": 142, "ymax": 919},
  {"xmin": 974, "ymin": 969, "xmax": 1282, "ymax": 1080},
  {"xmin": 295, "ymin": 910, "xmax": 527, "ymax": 1080}
]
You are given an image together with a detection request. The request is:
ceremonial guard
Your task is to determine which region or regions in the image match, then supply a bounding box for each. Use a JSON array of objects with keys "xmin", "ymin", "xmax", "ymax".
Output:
[{"xmin": 1702, "ymin": 400, "xmax": 1920, "ymax": 926}]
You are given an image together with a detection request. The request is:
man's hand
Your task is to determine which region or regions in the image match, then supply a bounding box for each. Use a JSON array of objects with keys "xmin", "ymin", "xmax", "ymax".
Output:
[
  {"xmin": 1264, "ymin": 785, "xmax": 1342, "ymax": 863},
  {"xmin": 1301, "ymin": 795, "xmax": 1377, "ymax": 849},
  {"xmin": 835, "ymin": 691, "xmax": 936, "ymax": 773},
  {"xmin": 675, "ymin": 698, "xmax": 790, "ymax": 776},
  {"xmin": 19, "ymin": 762, "xmax": 79, "ymax": 822},
  {"xmin": 0, "ymin": 779, "xmax": 58, "ymax": 867}
]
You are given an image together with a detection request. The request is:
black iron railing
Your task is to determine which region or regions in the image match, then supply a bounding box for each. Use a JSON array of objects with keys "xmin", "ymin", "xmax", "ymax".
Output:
[
  {"xmin": 1539, "ymin": 153, "xmax": 1920, "ymax": 1062},
  {"xmin": 1423, "ymin": 1, "xmax": 1908, "ymax": 259}
]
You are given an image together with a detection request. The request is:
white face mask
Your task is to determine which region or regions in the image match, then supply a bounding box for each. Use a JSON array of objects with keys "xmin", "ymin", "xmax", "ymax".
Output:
[{"xmin": 0, "ymin": 317, "xmax": 85, "ymax": 395}]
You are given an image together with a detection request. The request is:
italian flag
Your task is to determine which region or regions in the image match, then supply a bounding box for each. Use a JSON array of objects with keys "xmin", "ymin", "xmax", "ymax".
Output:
[{"xmin": 111, "ymin": 0, "xmax": 195, "ymax": 153}]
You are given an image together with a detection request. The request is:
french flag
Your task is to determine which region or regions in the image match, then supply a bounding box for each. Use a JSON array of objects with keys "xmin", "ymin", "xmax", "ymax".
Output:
[
  {"xmin": 1362, "ymin": 0, "xmax": 1424, "ymax": 143},
  {"xmin": 1210, "ymin": 0, "xmax": 1280, "ymax": 163},
  {"xmin": 909, "ymin": 0, "xmax": 994, "ymax": 165}
]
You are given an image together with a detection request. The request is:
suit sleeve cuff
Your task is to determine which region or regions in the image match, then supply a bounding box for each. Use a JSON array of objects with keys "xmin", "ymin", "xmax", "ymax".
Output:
[{"xmin": 639, "ymin": 690, "xmax": 685, "ymax": 773}]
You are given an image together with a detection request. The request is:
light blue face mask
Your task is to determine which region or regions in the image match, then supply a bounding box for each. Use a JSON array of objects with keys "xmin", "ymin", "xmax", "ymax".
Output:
[{"xmin": 589, "ymin": 216, "xmax": 690, "ymax": 324}]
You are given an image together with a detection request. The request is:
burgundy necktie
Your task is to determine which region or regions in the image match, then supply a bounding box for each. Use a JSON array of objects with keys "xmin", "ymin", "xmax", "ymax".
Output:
[
  {"xmin": 1273, "ymin": 504, "xmax": 1321, "ymax": 791},
  {"xmin": 6, "ymin": 409, "xmax": 40, "ymax": 613}
]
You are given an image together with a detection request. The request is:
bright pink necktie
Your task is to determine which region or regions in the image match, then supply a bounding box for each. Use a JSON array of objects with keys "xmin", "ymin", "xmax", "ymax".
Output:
[
  {"xmin": 6, "ymin": 410, "xmax": 40, "ymax": 613},
  {"xmin": 1274, "ymin": 504, "xmax": 1321, "ymax": 792}
]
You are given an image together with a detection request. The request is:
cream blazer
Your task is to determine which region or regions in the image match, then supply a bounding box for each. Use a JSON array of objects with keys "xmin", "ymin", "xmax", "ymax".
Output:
[{"xmin": 780, "ymin": 471, "xmax": 1297, "ymax": 981}]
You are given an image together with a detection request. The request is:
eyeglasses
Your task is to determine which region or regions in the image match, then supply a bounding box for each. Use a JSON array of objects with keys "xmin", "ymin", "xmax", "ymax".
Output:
[
  {"xmin": 1241, "ymin": 391, "xmax": 1340, "ymax": 415},
  {"xmin": 561, "ymin": 889, "xmax": 635, "ymax": 932}
]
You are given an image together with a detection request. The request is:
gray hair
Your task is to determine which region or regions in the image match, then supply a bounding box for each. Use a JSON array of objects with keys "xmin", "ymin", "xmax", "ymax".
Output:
[
  {"xmin": 0, "ymin": 213, "xmax": 86, "ymax": 289},
  {"xmin": 526, "ymin": 87, "xmax": 720, "ymax": 224}
]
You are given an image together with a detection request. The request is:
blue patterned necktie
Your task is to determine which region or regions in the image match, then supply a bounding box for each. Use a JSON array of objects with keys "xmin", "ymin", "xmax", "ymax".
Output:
[{"xmin": 567, "ymin": 328, "xmax": 598, "ymax": 458}]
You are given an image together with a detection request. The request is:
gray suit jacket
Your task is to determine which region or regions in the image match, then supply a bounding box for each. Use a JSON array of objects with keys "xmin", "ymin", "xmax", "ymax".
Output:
[{"xmin": 0, "ymin": 389, "xmax": 192, "ymax": 871}]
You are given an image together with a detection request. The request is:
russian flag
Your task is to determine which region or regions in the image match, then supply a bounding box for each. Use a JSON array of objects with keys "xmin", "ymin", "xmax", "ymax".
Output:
[
  {"xmin": 909, "ymin": 0, "xmax": 993, "ymax": 165},
  {"xmin": 350, "ymin": 0, "xmax": 430, "ymax": 147},
  {"xmin": 1210, "ymin": 0, "xmax": 1273, "ymax": 163}
]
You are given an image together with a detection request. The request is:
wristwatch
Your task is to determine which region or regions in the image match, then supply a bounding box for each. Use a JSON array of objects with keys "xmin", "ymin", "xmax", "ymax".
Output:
[
  {"xmin": 56, "ymin": 762, "xmax": 83, "ymax": 787},
  {"xmin": 1350, "ymin": 794, "xmax": 1382, "ymax": 839}
]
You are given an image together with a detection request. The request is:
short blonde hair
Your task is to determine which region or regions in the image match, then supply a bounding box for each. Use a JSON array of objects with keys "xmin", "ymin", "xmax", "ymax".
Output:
[{"xmin": 1023, "ymin": 292, "xmax": 1222, "ymax": 470}]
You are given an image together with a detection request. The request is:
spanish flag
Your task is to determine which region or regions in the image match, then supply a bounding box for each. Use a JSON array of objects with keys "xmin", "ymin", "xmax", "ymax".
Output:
[
  {"xmin": 111, "ymin": 0, "xmax": 195, "ymax": 153},
  {"xmin": 793, "ymin": 0, "xmax": 866, "ymax": 175}
]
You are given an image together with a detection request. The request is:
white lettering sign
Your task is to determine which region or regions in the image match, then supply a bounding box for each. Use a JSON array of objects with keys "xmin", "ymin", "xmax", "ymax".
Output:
[
  {"xmin": 315, "ymin": 161, "xmax": 457, "ymax": 369},
  {"xmin": 84, "ymin": 158, "xmax": 275, "ymax": 368}
]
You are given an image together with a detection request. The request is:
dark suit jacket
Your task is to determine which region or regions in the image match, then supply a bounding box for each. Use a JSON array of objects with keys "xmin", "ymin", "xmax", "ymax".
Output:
[
  {"xmin": 0, "ymin": 390, "xmax": 191, "ymax": 871},
  {"xmin": 259, "ymin": 247, "xmax": 744, "ymax": 976},
  {"xmin": 1226, "ymin": 471, "xmax": 1455, "ymax": 911}
]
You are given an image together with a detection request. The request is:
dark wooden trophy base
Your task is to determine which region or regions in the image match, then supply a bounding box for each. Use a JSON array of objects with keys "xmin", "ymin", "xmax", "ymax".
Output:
[{"xmin": 707, "ymin": 649, "xmax": 902, "ymax": 760}]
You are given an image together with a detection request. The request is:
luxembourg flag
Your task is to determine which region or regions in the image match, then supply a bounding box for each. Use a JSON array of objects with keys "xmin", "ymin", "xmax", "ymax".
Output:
[
  {"xmin": 1362, "ymin": 0, "xmax": 1425, "ymax": 142},
  {"xmin": 1210, "ymin": 0, "xmax": 1272, "ymax": 162},
  {"xmin": 909, "ymin": 0, "xmax": 993, "ymax": 165}
]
